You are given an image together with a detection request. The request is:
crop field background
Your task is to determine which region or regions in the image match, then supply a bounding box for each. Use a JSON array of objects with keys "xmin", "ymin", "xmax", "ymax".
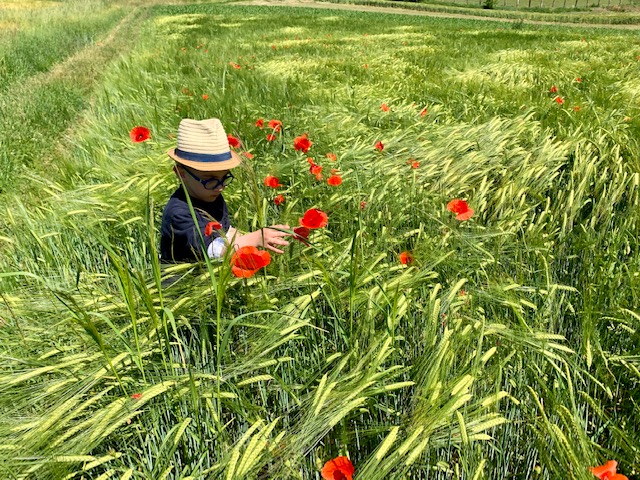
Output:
[{"xmin": 0, "ymin": 0, "xmax": 639, "ymax": 479}]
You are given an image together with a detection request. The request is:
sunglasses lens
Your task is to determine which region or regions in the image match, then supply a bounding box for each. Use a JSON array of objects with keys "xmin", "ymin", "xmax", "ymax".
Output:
[
  {"xmin": 222, "ymin": 174, "xmax": 234, "ymax": 187},
  {"xmin": 204, "ymin": 174, "xmax": 233, "ymax": 190}
]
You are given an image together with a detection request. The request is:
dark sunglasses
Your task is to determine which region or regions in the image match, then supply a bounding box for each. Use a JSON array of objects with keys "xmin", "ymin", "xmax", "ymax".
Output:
[{"xmin": 182, "ymin": 168, "xmax": 235, "ymax": 190}]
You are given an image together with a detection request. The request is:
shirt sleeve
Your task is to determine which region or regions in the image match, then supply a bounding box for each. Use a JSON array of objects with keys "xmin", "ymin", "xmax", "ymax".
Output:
[
  {"xmin": 207, "ymin": 236, "xmax": 226, "ymax": 259},
  {"xmin": 162, "ymin": 206, "xmax": 221, "ymax": 262},
  {"xmin": 160, "ymin": 194, "xmax": 231, "ymax": 263}
]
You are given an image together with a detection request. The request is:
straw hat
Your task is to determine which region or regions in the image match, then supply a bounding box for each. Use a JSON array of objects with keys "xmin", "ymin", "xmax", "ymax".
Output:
[{"xmin": 167, "ymin": 118, "xmax": 242, "ymax": 171}]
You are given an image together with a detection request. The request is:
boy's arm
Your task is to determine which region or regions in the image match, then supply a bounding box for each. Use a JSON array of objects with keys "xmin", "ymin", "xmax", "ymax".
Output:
[{"xmin": 221, "ymin": 225, "xmax": 291, "ymax": 256}]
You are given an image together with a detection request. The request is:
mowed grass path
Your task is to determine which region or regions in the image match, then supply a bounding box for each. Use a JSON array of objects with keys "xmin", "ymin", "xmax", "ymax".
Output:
[{"xmin": 0, "ymin": 2, "xmax": 639, "ymax": 479}]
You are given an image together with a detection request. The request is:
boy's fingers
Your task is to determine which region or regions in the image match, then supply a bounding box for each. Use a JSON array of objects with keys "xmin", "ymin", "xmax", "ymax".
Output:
[
  {"xmin": 269, "ymin": 224, "xmax": 291, "ymax": 231},
  {"xmin": 269, "ymin": 239, "xmax": 289, "ymax": 247}
]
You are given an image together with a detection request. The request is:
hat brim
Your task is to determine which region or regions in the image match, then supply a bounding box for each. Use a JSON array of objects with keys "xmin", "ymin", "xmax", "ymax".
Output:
[{"xmin": 167, "ymin": 148, "xmax": 243, "ymax": 171}]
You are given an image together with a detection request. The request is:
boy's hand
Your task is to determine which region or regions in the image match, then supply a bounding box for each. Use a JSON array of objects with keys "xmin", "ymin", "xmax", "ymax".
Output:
[
  {"xmin": 256, "ymin": 225, "xmax": 291, "ymax": 254},
  {"xmin": 231, "ymin": 225, "xmax": 291, "ymax": 254}
]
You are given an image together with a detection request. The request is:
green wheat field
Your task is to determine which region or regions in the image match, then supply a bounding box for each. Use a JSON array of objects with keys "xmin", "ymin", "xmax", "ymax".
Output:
[{"xmin": 0, "ymin": 0, "xmax": 639, "ymax": 478}]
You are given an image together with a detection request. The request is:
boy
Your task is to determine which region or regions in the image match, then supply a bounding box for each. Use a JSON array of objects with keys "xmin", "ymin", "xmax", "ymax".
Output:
[{"xmin": 161, "ymin": 117, "xmax": 291, "ymax": 263}]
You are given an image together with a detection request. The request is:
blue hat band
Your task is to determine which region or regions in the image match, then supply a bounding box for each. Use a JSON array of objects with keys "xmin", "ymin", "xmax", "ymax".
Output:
[{"xmin": 175, "ymin": 148, "xmax": 232, "ymax": 162}]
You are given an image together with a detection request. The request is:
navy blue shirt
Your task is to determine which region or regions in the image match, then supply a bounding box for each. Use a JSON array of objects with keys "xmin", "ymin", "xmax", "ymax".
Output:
[{"xmin": 160, "ymin": 188, "xmax": 230, "ymax": 262}]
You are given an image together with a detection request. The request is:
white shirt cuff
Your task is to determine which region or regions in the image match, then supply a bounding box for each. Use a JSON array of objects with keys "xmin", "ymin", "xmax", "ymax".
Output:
[{"xmin": 207, "ymin": 237, "xmax": 226, "ymax": 259}]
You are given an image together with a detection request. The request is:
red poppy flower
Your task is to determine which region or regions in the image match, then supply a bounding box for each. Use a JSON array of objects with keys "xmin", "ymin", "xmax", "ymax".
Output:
[
  {"xmin": 266, "ymin": 133, "xmax": 277, "ymax": 142},
  {"xmin": 555, "ymin": 96, "xmax": 565, "ymax": 105},
  {"xmin": 360, "ymin": 201, "xmax": 367, "ymax": 210},
  {"xmin": 264, "ymin": 175, "xmax": 282, "ymax": 188},
  {"xmin": 130, "ymin": 126, "xmax": 151, "ymax": 143},
  {"xmin": 293, "ymin": 226, "xmax": 310, "ymax": 245},
  {"xmin": 294, "ymin": 133, "xmax": 313, "ymax": 153},
  {"xmin": 380, "ymin": 103, "xmax": 390, "ymax": 112},
  {"xmin": 399, "ymin": 251, "xmax": 414, "ymax": 265},
  {"xmin": 327, "ymin": 175, "xmax": 342, "ymax": 186},
  {"xmin": 446, "ymin": 199, "xmax": 474, "ymax": 221},
  {"xmin": 256, "ymin": 118, "xmax": 265, "ymax": 129},
  {"xmin": 549, "ymin": 85, "xmax": 558, "ymax": 93},
  {"xmin": 321, "ymin": 456, "xmax": 354, "ymax": 480},
  {"xmin": 420, "ymin": 107, "xmax": 428, "ymax": 117},
  {"xmin": 242, "ymin": 151, "xmax": 254, "ymax": 159},
  {"xmin": 300, "ymin": 208, "xmax": 328, "ymax": 229},
  {"xmin": 274, "ymin": 194, "xmax": 285, "ymax": 206},
  {"xmin": 131, "ymin": 393, "xmax": 142, "ymax": 400},
  {"xmin": 268, "ymin": 119, "xmax": 282, "ymax": 132},
  {"xmin": 410, "ymin": 160, "xmax": 420, "ymax": 169},
  {"xmin": 227, "ymin": 134, "xmax": 240, "ymax": 148},
  {"xmin": 202, "ymin": 94, "xmax": 209, "ymax": 100},
  {"xmin": 575, "ymin": 77, "xmax": 582, "ymax": 83},
  {"xmin": 326, "ymin": 153, "xmax": 337, "ymax": 161},
  {"xmin": 310, "ymin": 164, "xmax": 322, "ymax": 175},
  {"xmin": 204, "ymin": 221, "xmax": 222, "ymax": 236},
  {"xmin": 590, "ymin": 460, "xmax": 628, "ymax": 480},
  {"xmin": 229, "ymin": 61, "xmax": 241, "ymax": 69},
  {"xmin": 375, "ymin": 141, "xmax": 384, "ymax": 151},
  {"xmin": 231, "ymin": 246, "xmax": 271, "ymax": 278},
  {"xmin": 307, "ymin": 157, "xmax": 316, "ymax": 165}
]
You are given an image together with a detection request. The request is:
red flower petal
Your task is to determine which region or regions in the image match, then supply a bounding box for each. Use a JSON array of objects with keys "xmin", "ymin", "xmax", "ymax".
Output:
[
  {"xmin": 294, "ymin": 133, "xmax": 313, "ymax": 153},
  {"xmin": 380, "ymin": 103, "xmax": 390, "ymax": 112},
  {"xmin": 321, "ymin": 456, "xmax": 354, "ymax": 480},
  {"xmin": 264, "ymin": 175, "xmax": 282, "ymax": 188},
  {"xmin": 310, "ymin": 164, "xmax": 322, "ymax": 175},
  {"xmin": 130, "ymin": 126, "xmax": 151, "ymax": 143},
  {"xmin": 268, "ymin": 119, "xmax": 282, "ymax": 132},
  {"xmin": 399, "ymin": 251, "xmax": 414, "ymax": 265},
  {"xmin": 590, "ymin": 461, "xmax": 619, "ymax": 480},
  {"xmin": 447, "ymin": 199, "xmax": 469, "ymax": 214},
  {"xmin": 204, "ymin": 221, "xmax": 222, "ymax": 236},
  {"xmin": 255, "ymin": 118, "xmax": 265, "ymax": 129},
  {"xmin": 375, "ymin": 140, "xmax": 384, "ymax": 151},
  {"xmin": 300, "ymin": 208, "xmax": 328, "ymax": 229},
  {"xmin": 266, "ymin": 133, "xmax": 277, "ymax": 141},
  {"xmin": 274, "ymin": 194, "xmax": 285, "ymax": 206},
  {"xmin": 327, "ymin": 175, "xmax": 342, "ymax": 186},
  {"xmin": 446, "ymin": 199, "xmax": 475, "ymax": 221},
  {"xmin": 293, "ymin": 226, "xmax": 310, "ymax": 245},
  {"xmin": 419, "ymin": 107, "xmax": 428, "ymax": 116},
  {"xmin": 550, "ymin": 85, "xmax": 558, "ymax": 93},
  {"xmin": 326, "ymin": 153, "xmax": 337, "ymax": 161},
  {"xmin": 227, "ymin": 134, "xmax": 240, "ymax": 148},
  {"xmin": 231, "ymin": 246, "xmax": 271, "ymax": 278},
  {"xmin": 455, "ymin": 209, "xmax": 474, "ymax": 221},
  {"xmin": 131, "ymin": 393, "xmax": 142, "ymax": 400}
]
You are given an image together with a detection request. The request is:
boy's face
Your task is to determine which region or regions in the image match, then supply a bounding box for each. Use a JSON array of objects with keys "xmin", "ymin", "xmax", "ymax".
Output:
[{"xmin": 175, "ymin": 165, "xmax": 230, "ymax": 202}]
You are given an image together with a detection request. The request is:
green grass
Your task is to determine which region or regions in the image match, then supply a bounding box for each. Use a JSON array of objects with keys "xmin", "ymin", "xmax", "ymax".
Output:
[
  {"xmin": 0, "ymin": 3, "xmax": 142, "ymax": 194},
  {"xmin": 1, "ymin": 2, "xmax": 640, "ymax": 479},
  {"xmin": 328, "ymin": 0, "xmax": 640, "ymax": 24}
]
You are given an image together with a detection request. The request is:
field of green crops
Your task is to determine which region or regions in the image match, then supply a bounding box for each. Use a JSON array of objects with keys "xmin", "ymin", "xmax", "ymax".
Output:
[{"xmin": 1, "ymin": 1, "xmax": 639, "ymax": 479}]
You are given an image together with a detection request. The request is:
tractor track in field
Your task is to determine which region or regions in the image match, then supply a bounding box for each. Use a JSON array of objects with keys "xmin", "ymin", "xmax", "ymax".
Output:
[{"xmin": 233, "ymin": 0, "xmax": 640, "ymax": 29}]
